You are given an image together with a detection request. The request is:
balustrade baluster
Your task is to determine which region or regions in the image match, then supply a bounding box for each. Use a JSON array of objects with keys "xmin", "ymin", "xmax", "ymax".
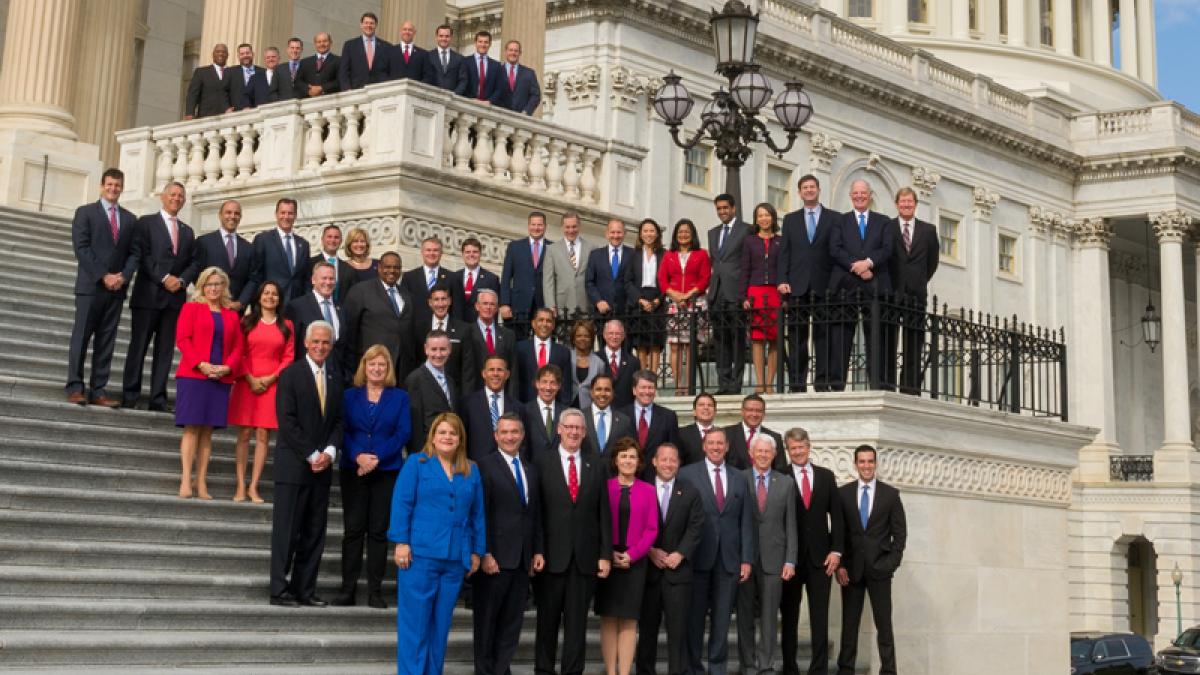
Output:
[
  {"xmin": 252, "ymin": 121, "xmax": 265, "ymax": 175},
  {"xmin": 491, "ymin": 125, "xmax": 512, "ymax": 181},
  {"xmin": 235, "ymin": 125, "xmax": 255, "ymax": 179},
  {"xmin": 171, "ymin": 137, "xmax": 189, "ymax": 185},
  {"xmin": 218, "ymin": 129, "xmax": 238, "ymax": 183},
  {"xmin": 186, "ymin": 133, "xmax": 205, "ymax": 189},
  {"xmin": 202, "ymin": 130, "xmax": 221, "ymax": 186},
  {"xmin": 304, "ymin": 113, "xmax": 325, "ymax": 170},
  {"xmin": 562, "ymin": 144, "xmax": 581, "ymax": 199},
  {"xmin": 545, "ymin": 139, "xmax": 565, "ymax": 194},
  {"xmin": 510, "ymin": 130, "xmax": 530, "ymax": 186},
  {"xmin": 580, "ymin": 149, "xmax": 600, "ymax": 203},
  {"xmin": 454, "ymin": 113, "xmax": 474, "ymax": 173},
  {"xmin": 341, "ymin": 106, "xmax": 362, "ymax": 164},
  {"xmin": 322, "ymin": 110, "xmax": 343, "ymax": 168},
  {"xmin": 473, "ymin": 118, "xmax": 496, "ymax": 177},
  {"xmin": 154, "ymin": 138, "xmax": 174, "ymax": 190},
  {"xmin": 527, "ymin": 134, "xmax": 547, "ymax": 191},
  {"xmin": 444, "ymin": 115, "xmax": 456, "ymax": 167}
]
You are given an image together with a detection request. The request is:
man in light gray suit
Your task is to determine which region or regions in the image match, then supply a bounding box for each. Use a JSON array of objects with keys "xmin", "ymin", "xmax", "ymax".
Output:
[
  {"xmin": 736, "ymin": 434, "xmax": 798, "ymax": 675},
  {"xmin": 542, "ymin": 210, "xmax": 593, "ymax": 318},
  {"xmin": 707, "ymin": 193, "xmax": 749, "ymax": 394}
]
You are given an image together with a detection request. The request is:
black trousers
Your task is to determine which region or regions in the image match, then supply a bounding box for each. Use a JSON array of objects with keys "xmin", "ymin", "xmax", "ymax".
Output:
[
  {"xmin": 713, "ymin": 299, "xmax": 746, "ymax": 393},
  {"xmin": 687, "ymin": 567, "xmax": 738, "ymax": 675},
  {"xmin": 534, "ymin": 563, "xmax": 596, "ymax": 675},
  {"xmin": 785, "ymin": 294, "xmax": 832, "ymax": 392},
  {"xmin": 897, "ymin": 297, "xmax": 927, "ymax": 394},
  {"xmin": 339, "ymin": 468, "xmax": 397, "ymax": 596},
  {"xmin": 66, "ymin": 291, "xmax": 125, "ymax": 397},
  {"xmin": 635, "ymin": 569, "xmax": 692, "ymax": 675},
  {"xmin": 836, "ymin": 577, "xmax": 895, "ymax": 675},
  {"xmin": 474, "ymin": 566, "xmax": 530, "ymax": 675},
  {"xmin": 270, "ymin": 479, "xmax": 331, "ymax": 600},
  {"xmin": 122, "ymin": 305, "xmax": 180, "ymax": 407},
  {"xmin": 828, "ymin": 310, "xmax": 888, "ymax": 391},
  {"xmin": 780, "ymin": 563, "xmax": 833, "ymax": 675}
]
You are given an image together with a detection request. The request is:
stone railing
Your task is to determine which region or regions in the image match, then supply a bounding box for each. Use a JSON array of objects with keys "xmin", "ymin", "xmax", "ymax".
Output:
[
  {"xmin": 1071, "ymin": 101, "xmax": 1200, "ymax": 154},
  {"xmin": 1109, "ymin": 455, "xmax": 1154, "ymax": 482}
]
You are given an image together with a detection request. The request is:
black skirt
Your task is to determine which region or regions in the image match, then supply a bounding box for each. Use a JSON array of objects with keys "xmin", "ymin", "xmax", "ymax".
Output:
[
  {"xmin": 594, "ymin": 557, "xmax": 647, "ymax": 619},
  {"xmin": 631, "ymin": 286, "xmax": 667, "ymax": 349}
]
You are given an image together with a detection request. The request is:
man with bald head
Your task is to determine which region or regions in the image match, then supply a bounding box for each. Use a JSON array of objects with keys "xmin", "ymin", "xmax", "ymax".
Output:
[
  {"xmin": 184, "ymin": 43, "xmax": 231, "ymax": 118},
  {"xmin": 390, "ymin": 20, "xmax": 427, "ymax": 81},
  {"xmin": 192, "ymin": 199, "xmax": 257, "ymax": 311},
  {"xmin": 296, "ymin": 32, "xmax": 341, "ymax": 98}
]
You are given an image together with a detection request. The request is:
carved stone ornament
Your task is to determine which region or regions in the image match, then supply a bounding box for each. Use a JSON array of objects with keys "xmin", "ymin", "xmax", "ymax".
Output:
[
  {"xmin": 910, "ymin": 165, "xmax": 941, "ymax": 198},
  {"xmin": 610, "ymin": 65, "xmax": 654, "ymax": 109},
  {"xmin": 561, "ymin": 65, "xmax": 602, "ymax": 106},
  {"xmin": 542, "ymin": 71, "xmax": 559, "ymax": 116},
  {"xmin": 1153, "ymin": 209, "xmax": 1194, "ymax": 244},
  {"xmin": 1074, "ymin": 217, "xmax": 1113, "ymax": 248},
  {"xmin": 971, "ymin": 185, "xmax": 1000, "ymax": 219},
  {"xmin": 809, "ymin": 132, "xmax": 843, "ymax": 174}
]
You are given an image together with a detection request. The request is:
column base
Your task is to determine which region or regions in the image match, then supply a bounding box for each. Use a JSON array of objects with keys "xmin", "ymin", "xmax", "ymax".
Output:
[
  {"xmin": 0, "ymin": 103, "xmax": 78, "ymax": 140},
  {"xmin": 1077, "ymin": 441, "xmax": 1119, "ymax": 483},
  {"xmin": 1154, "ymin": 442, "xmax": 1200, "ymax": 484},
  {"xmin": 0, "ymin": 128, "xmax": 101, "ymax": 216}
]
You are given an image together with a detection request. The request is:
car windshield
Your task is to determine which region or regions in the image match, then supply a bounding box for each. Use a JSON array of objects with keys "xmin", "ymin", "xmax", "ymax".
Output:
[
  {"xmin": 1177, "ymin": 629, "xmax": 1200, "ymax": 648},
  {"xmin": 1071, "ymin": 640, "xmax": 1094, "ymax": 662}
]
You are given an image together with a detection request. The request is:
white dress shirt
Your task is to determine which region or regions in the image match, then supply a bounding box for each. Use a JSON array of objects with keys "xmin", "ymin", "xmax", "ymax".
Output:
[
  {"xmin": 485, "ymin": 387, "xmax": 506, "ymax": 417},
  {"xmin": 634, "ymin": 402, "xmax": 653, "ymax": 428},
  {"xmin": 641, "ymin": 250, "xmax": 658, "ymax": 288},
  {"xmin": 704, "ymin": 457, "xmax": 728, "ymax": 496},
  {"xmin": 382, "ymin": 282, "xmax": 405, "ymax": 314},
  {"xmin": 500, "ymin": 448, "xmax": 528, "ymax": 502},
  {"xmin": 559, "ymin": 446, "xmax": 583, "ymax": 483},
  {"xmin": 312, "ymin": 290, "xmax": 340, "ymax": 338},
  {"xmin": 303, "ymin": 355, "xmax": 338, "ymax": 462},
  {"xmin": 656, "ymin": 477, "xmax": 674, "ymax": 516},
  {"xmin": 276, "ymin": 226, "xmax": 296, "ymax": 267}
]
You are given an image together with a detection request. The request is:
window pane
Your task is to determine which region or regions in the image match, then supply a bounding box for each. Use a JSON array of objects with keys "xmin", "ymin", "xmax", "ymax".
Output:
[
  {"xmin": 848, "ymin": 0, "xmax": 873, "ymax": 18},
  {"xmin": 767, "ymin": 165, "xmax": 791, "ymax": 212},
  {"xmin": 1040, "ymin": 0, "xmax": 1054, "ymax": 46},
  {"xmin": 998, "ymin": 234, "xmax": 1016, "ymax": 273},
  {"xmin": 938, "ymin": 216, "xmax": 959, "ymax": 259},
  {"xmin": 684, "ymin": 146, "xmax": 710, "ymax": 189},
  {"xmin": 909, "ymin": 0, "xmax": 928, "ymax": 23},
  {"xmin": 969, "ymin": 0, "xmax": 979, "ymax": 30}
]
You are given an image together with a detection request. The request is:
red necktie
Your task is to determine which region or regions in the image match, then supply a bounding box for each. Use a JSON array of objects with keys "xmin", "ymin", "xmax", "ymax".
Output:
[
  {"xmin": 477, "ymin": 56, "xmax": 486, "ymax": 99},
  {"xmin": 464, "ymin": 270, "xmax": 475, "ymax": 297},
  {"xmin": 714, "ymin": 466, "xmax": 725, "ymax": 511},
  {"xmin": 610, "ymin": 352, "xmax": 619, "ymax": 377},
  {"xmin": 168, "ymin": 216, "xmax": 179, "ymax": 255},
  {"xmin": 638, "ymin": 408, "xmax": 649, "ymax": 448},
  {"xmin": 108, "ymin": 206, "xmax": 119, "ymax": 242},
  {"xmin": 800, "ymin": 466, "xmax": 812, "ymax": 509},
  {"xmin": 531, "ymin": 239, "xmax": 540, "ymax": 268},
  {"xmin": 508, "ymin": 65, "xmax": 516, "ymax": 90},
  {"xmin": 366, "ymin": 39, "xmax": 375, "ymax": 69},
  {"xmin": 757, "ymin": 474, "xmax": 767, "ymax": 513},
  {"xmin": 485, "ymin": 325, "xmax": 495, "ymax": 354},
  {"xmin": 538, "ymin": 342, "xmax": 547, "ymax": 368},
  {"xmin": 568, "ymin": 455, "xmax": 579, "ymax": 503},
  {"xmin": 701, "ymin": 426, "xmax": 708, "ymax": 439},
  {"xmin": 404, "ymin": 45, "xmax": 411, "ymax": 64},
  {"xmin": 746, "ymin": 427, "xmax": 756, "ymax": 448}
]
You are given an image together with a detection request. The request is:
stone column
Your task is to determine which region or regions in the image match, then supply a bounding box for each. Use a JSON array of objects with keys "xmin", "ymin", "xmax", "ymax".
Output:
[
  {"xmin": 1054, "ymin": 0, "xmax": 1075, "ymax": 55},
  {"xmin": 1072, "ymin": 218, "xmax": 1120, "ymax": 481},
  {"xmin": 885, "ymin": 0, "xmax": 909, "ymax": 34},
  {"xmin": 502, "ymin": 0, "xmax": 547, "ymax": 82},
  {"xmin": 1026, "ymin": 207, "xmax": 1050, "ymax": 326},
  {"xmin": 0, "ymin": 0, "xmax": 83, "ymax": 138},
  {"xmin": 970, "ymin": 186, "xmax": 1000, "ymax": 311},
  {"xmin": 1091, "ymin": 0, "xmax": 1112, "ymax": 67},
  {"xmin": 71, "ymin": 0, "xmax": 138, "ymax": 167},
  {"xmin": 1135, "ymin": 0, "xmax": 1156, "ymax": 86},
  {"xmin": 381, "ymin": 0, "xmax": 446, "ymax": 45},
  {"xmin": 1118, "ymin": 0, "xmax": 1138, "ymax": 76},
  {"xmin": 199, "ymin": 0, "xmax": 293, "ymax": 68},
  {"xmin": 1152, "ymin": 210, "xmax": 1197, "ymax": 482},
  {"xmin": 952, "ymin": 0, "xmax": 971, "ymax": 38},
  {"xmin": 1006, "ymin": 0, "xmax": 1027, "ymax": 46}
]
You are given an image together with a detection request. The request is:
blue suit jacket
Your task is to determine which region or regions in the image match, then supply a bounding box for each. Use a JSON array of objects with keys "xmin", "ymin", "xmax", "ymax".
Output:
[
  {"xmin": 193, "ymin": 230, "xmax": 257, "ymax": 306},
  {"xmin": 499, "ymin": 237, "xmax": 550, "ymax": 317},
  {"xmin": 71, "ymin": 201, "xmax": 138, "ymax": 295},
  {"xmin": 462, "ymin": 53, "xmax": 504, "ymax": 103},
  {"xmin": 129, "ymin": 213, "xmax": 198, "ymax": 310},
  {"xmin": 496, "ymin": 64, "xmax": 541, "ymax": 115},
  {"xmin": 584, "ymin": 244, "xmax": 637, "ymax": 312},
  {"xmin": 253, "ymin": 228, "xmax": 311, "ymax": 302},
  {"xmin": 828, "ymin": 210, "xmax": 894, "ymax": 295},
  {"xmin": 342, "ymin": 386, "xmax": 411, "ymax": 472},
  {"xmin": 388, "ymin": 454, "xmax": 486, "ymax": 570},
  {"xmin": 338, "ymin": 36, "xmax": 393, "ymax": 91}
]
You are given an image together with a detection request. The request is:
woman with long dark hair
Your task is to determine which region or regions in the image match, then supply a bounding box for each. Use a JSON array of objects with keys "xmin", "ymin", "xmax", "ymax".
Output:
[
  {"xmin": 659, "ymin": 219, "xmax": 711, "ymax": 395},
  {"xmin": 628, "ymin": 218, "xmax": 667, "ymax": 377},
  {"xmin": 741, "ymin": 203, "xmax": 784, "ymax": 393}
]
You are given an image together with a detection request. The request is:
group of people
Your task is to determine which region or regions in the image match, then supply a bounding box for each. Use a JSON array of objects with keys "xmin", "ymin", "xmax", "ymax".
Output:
[{"xmin": 185, "ymin": 13, "xmax": 540, "ymax": 119}]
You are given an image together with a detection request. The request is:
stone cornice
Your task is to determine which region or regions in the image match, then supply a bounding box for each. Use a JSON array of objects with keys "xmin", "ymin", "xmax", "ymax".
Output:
[{"xmin": 1078, "ymin": 148, "xmax": 1200, "ymax": 184}]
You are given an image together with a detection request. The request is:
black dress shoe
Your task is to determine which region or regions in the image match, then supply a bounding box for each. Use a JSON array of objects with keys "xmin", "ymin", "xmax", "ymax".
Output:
[
  {"xmin": 269, "ymin": 594, "xmax": 299, "ymax": 607},
  {"xmin": 148, "ymin": 403, "xmax": 174, "ymax": 413},
  {"xmin": 298, "ymin": 595, "xmax": 328, "ymax": 607},
  {"xmin": 367, "ymin": 593, "xmax": 387, "ymax": 609},
  {"xmin": 330, "ymin": 593, "xmax": 356, "ymax": 607}
]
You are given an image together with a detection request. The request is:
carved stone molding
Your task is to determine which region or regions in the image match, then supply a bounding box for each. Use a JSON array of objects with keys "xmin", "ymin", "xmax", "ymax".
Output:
[
  {"xmin": 1108, "ymin": 251, "xmax": 1147, "ymax": 281},
  {"xmin": 1028, "ymin": 205, "xmax": 1052, "ymax": 236},
  {"xmin": 971, "ymin": 186, "xmax": 999, "ymax": 219},
  {"xmin": 295, "ymin": 216, "xmax": 400, "ymax": 252},
  {"xmin": 1153, "ymin": 209, "xmax": 1194, "ymax": 244},
  {"xmin": 809, "ymin": 132, "xmax": 842, "ymax": 174},
  {"xmin": 1075, "ymin": 217, "xmax": 1113, "ymax": 249},
  {"xmin": 910, "ymin": 165, "xmax": 941, "ymax": 198},
  {"xmin": 559, "ymin": 65, "xmax": 602, "ymax": 107},
  {"xmin": 610, "ymin": 65, "xmax": 655, "ymax": 110},
  {"xmin": 1052, "ymin": 217, "xmax": 1076, "ymax": 243},
  {"xmin": 542, "ymin": 71, "xmax": 558, "ymax": 117}
]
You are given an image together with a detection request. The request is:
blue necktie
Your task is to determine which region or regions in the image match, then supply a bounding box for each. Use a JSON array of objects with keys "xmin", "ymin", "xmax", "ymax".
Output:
[
  {"xmin": 610, "ymin": 249, "xmax": 619, "ymax": 280},
  {"xmin": 387, "ymin": 287, "xmax": 401, "ymax": 316},
  {"xmin": 490, "ymin": 392, "xmax": 500, "ymax": 429},
  {"xmin": 597, "ymin": 410, "xmax": 607, "ymax": 450},
  {"xmin": 859, "ymin": 485, "xmax": 870, "ymax": 529},
  {"xmin": 435, "ymin": 370, "xmax": 450, "ymax": 402},
  {"xmin": 858, "ymin": 213, "xmax": 867, "ymax": 240},
  {"xmin": 284, "ymin": 234, "xmax": 295, "ymax": 273},
  {"xmin": 807, "ymin": 210, "xmax": 816, "ymax": 242},
  {"xmin": 321, "ymin": 299, "xmax": 333, "ymax": 325},
  {"xmin": 427, "ymin": 268, "xmax": 436, "ymax": 289},
  {"xmin": 512, "ymin": 456, "xmax": 527, "ymax": 506}
]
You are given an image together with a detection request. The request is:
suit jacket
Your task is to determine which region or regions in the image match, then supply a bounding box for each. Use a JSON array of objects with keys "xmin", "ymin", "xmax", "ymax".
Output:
[
  {"xmin": 404, "ymin": 364, "xmax": 458, "ymax": 456},
  {"xmin": 777, "ymin": 205, "xmax": 840, "ymax": 297},
  {"xmin": 194, "ymin": 230, "xmax": 257, "ymax": 306},
  {"xmin": 888, "ymin": 217, "xmax": 939, "ymax": 301},
  {"xmin": 582, "ymin": 405, "xmax": 634, "ymax": 459},
  {"xmin": 787, "ymin": 461, "xmax": 845, "ymax": 569},
  {"xmin": 534, "ymin": 448, "xmax": 612, "ymax": 575},
  {"xmin": 342, "ymin": 386, "xmax": 410, "ymax": 472},
  {"xmin": 658, "ymin": 249, "xmax": 711, "ymax": 297},
  {"xmin": 184, "ymin": 64, "xmax": 229, "ymax": 118},
  {"xmin": 307, "ymin": 253, "xmax": 357, "ymax": 303},
  {"xmin": 495, "ymin": 63, "xmax": 541, "ymax": 115},
  {"xmin": 273, "ymin": 61, "xmax": 301, "ymax": 101},
  {"xmin": 838, "ymin": 479, "xmax": 906, "ymax": 583},
  {"xmin": 340, "ymin": 280, "xmax": 416, "ymax": 382},
  {"xmin": 739, "ymin": 234, "xmax": 783, "ymax": 291},
  {"xmin": 677, "ymin": 461, "xmax": 756, "ymax": 575},
  {"xmin": 416, "ymin": 315, "xmax": 472, "ymax": 391},
  {"xmin": 608, "ymin": 478, "xmax": 658, "ymax": 563},
  {"xmin": 295, "ymin": 52, "xmax": 341, "ymax": 98},
  {"xmin": 228, "ymin": 65, "xmax": 268, "ymax": 110},
  {"xmin": 388, "ymin": 454, "xmax": 486, "ymax": 570},
  {"xmin": 743, "ymin": 468, "xmax": 797, "ymax": 573},
  {"xmin": 648, "ymin": 477, "xmax": 705, "ymax": 584},
  {"xmin": 626, "ymin": 248, "xmax": 665, "ymax": 303},
  {"xmin": 676, "ymin": 423, "xmax": 713, "ymax": 467},
  {"xmin": 461, "ymin": 387, "xmax": 522, "ymax": 462},
  {"xmin": 462, "ymin": 52, "xmax": 505, "ymax": 103},
  {"xmin": 71, "ymin": 200, "xmax": 138, "ymax": 295},
  {"xmin": 285, "ymin": 291, "xmax": 348, "ymax": 371},
  {"xmin": 451, "ymin": 266, "xmax": 500, "ymax": 324},
  {"xmin": 390, "ymin": 42, "xmax": 427, "ymax": 81},
  {"xmin": 585, "ymin": 244, "xmax": 636, "ymax": 313},
  {"xmin": 707, "ymin": 218, "xmax": 751, "ymax": 305},
  {"xmin": 828, "ymin": 210, "xmax": 894, "ymax": 295},
  {"xmin": 619, "ymin": 403, "xmax": 680, "ymax": 479},
  {"xmin": 129, "ymin": 213, "xmax": 198, "ymax": 311},
  {"xmin": 479, "ymin": 449, "xmax": 543, "ymax": 570},
  {"xmin": 253, "ymin": 228, "xmax": 310, "ymax": 302},
  {"xmin": 400, "ymin": 266, "xmax": 454, "ymax": 330},
  {"xmin": 722, "ymin": 424, "xmax": 785, "ymax": 472},
  {"xmin": 499, "ymin": 237, "xmax": 550, "ymax": 317},
  {"xmin": 522, "ymin": 398, "xmax": 568, "ymax": 461},
  {"xmin": 275, "ymin": 357, "xmax": 344, "ymax": 485},
  {"xmin": 174, "ymin": 302, "xmax": 244, "ymax": 384},
  {"xmin": 463, "ymin": 321, "xmax": 516, "ymax": 394},
  {"xmin": 339, "ymin": 36, "xmax": 393, "ymax": 91},
  {"xmin": 542, "ymin": 237, "xmax": 593, "ymax": 314},
  {"xmin": 514, "ymin": 338, "xmax": 572, "ymax": 405},
  {"xmin": 596, "ymin": 347, "xmax": 641, "ymax": 409},
  {"xmin": 424, "ymin": 47, "xmax": 467, "ymax": 94}
]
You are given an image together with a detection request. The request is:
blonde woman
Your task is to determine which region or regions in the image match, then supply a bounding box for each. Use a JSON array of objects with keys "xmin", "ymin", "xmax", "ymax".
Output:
[{"xmin": 343, "ymin": 227, "xmax": 380, "ymax": 283}]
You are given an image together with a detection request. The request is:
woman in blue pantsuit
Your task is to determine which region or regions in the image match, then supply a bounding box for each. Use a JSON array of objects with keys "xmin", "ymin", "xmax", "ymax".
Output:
[{"xmin": 388, "ymin": 411, "xmax": 485, "ymax": 675}]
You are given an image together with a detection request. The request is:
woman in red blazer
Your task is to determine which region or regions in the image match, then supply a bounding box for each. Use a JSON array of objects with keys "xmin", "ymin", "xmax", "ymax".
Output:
[
  {"xmin": 658, "ymin": 219, "xmax": 711, "ymax": 395},
  {"xmin": 174, "ymin": 267, "xmax": 244, "ymax": 500},
  {"xmin": 596, "ymin": 437, "xmax": 659, "ymax": 675}
]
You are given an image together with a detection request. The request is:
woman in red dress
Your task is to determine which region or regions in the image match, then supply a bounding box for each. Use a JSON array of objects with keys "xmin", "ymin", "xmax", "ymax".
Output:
[
  {"xmin": 658, "ymin": 218, "xmax": 711, "ymax": 395},
  {"xmin": 741, "ymin": 203, "xmax": 783, "ymax": 393},
  {"xmin": 228, "ymin": 281, "xmax": 294, "ymax": 503}
]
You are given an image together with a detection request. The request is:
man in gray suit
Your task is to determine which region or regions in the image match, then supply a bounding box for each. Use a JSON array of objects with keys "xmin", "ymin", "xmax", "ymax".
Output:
[
  {"xmin": 678, "ymin": 427, "xmax": 755, "ymax": 675},
  {"xmin": 736, "ymin": 434, "xmax": 798, "ymax": 675},
  {"xmin": 706, "ymin": 193, "xmax": 749, "ymax": 394},
  {"xmin": 542, "ymin": 211, "xmax": 592, "ymax": 318}
]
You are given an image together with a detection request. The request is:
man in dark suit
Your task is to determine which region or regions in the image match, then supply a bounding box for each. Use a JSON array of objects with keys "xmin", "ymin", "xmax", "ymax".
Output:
[
  {"xmin": 585, "ymin": 219, "xmax": 636, "ymax": 318},
  {"xmin": 192, "ymin": 199, "xmax": 256, "ymax": 311},
  {"xmin": 269, "ymin": 321, "xmax": 343, "ymax": 607},
  {"xmin": 581, "ymin": 374, "xmax": 633, "ymax": 459},
  {"xmin": 522, "ymin": 364, "xmax": 568, "ymax": 460},
  {"xmin": 390, "ymin": 20, "xmax": 427, "ymax": 82},
  {"xmin": 121, "ymin": 182, "xmax": 198, "ymax": 412},
  {"xmin": 295, "ymin": 32, "xmax": 340, "ymax": 99},
  {"xmin": 676, "ymin": 392, "xmax": 717, "ymax": 467},
  {"xmin": 677, "ymin": 427, "xmax": 755, "ymax": 675},
  {"xmin": 227, "ymin": 43, "xmax": 268, "ymax": 110},
  {"xmin": 499, "ymin": 211, "xmax": 550, "ymax": 326},
  {"xmin": 308, "ymin": 224, "xmax": 356, "ymax": 303},
  {"xmin": 464, "ymin": 289, "xmax": 516, "ymax": 394},
  {"xmin": 253, "ymin": 198, "xmax": 310, "ymax": 303},
  {"xmin": 722, "ymin": 394, "xmax": 785, "ymax": 471},
  {"xmin": 66, "ymin": 168, "xmax": 138, "ymax": 407},
  {"xmin": 404, "ymin": 330, "xmax": 457, "ymax": 455},
  {"xmin": 495, "ymin": 40, "xmax": 541, "ymax": 115},
  {"xmin": 779, "ymin": 427, "xmax": 843, "ymax": 675},
  {"xmin": 707, "ymin": 193, "xmax": 750, "ymax": 394},
  {"xmin": 836, "ymin": 445, "xmax": 906, "ymax": 675},
  {"xmin": 462, "ymin": 30, "xmax": 504, "ymax": 104},
  {"xmin": 286, "ymin": 261, "xmax": 347, "ymax": 372},
  {"xmin": 619, "ymin": 370, "xmax": 679, "ymax": 480},
  {"xmin": 827, "ymin": 179, "xmax": 893, "ymax": 390},
  {"xmin": 274, "ymin": 38, "xmax": 304, "ymax": 101},
  {"xmin": 777, "ymin": 174, "xmax": 841, "ymax": 392},
  {"xmin": 184, "ymin": 43, "xmax": 231, "ymax": 118},
  {"xmin": 339, "ymin": 12, "xmax": 391, "ymax": 91},
  {"xmin": 596, "ymin": 319, "xmax": 640, "ymax": 409},
  {"xmin": 475, "ymin": 412, "xmax": 544, "ymax": 675},
  {"xmin": 341, "ymin": 252, "xmax": 415, "ymax": 383},
  {"xmin": 887, "ymin": 187, "xmax": 939, "ymax": 395},
  {"xmin": 635, "ymin": 443, "xmax": 705, "ymax": 675},
  {"xmin": 515, "ymin": 308, "xmax": 572, "ymax": 404},
  {"xmin": 451, "ymin": 237, "xmax": 500, "ymax": 324},
  {"xmin": 400, "ymin": 236, "xmax": 453, "ymax": 331},
  {"xmin": 258, "ymin": 46, "xmax": 283, "ymax": 103},
  {"xmin": 533, "ymin": 408, "xmax": 612, "ymax": 675},
  {"xmin": 462, "ymin": 355, "xmax": 521, "ymax": 462},
  {"xmin": 422, "ymin": 284, "xmax": 472, "ymax": 390},
  {"xmin": 423, "ymin": 24, "xmax": 466, "ymax": 94}
]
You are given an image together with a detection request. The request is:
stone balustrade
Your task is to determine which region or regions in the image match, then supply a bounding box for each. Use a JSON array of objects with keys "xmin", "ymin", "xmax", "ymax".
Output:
[{"xmin": 1071, "ymin": 101, "xmax": 1200, "ymax": 153}]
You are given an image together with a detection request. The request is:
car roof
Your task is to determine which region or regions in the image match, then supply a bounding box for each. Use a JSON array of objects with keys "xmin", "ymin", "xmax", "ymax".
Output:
[{"xmin": 1071, "ymin": 632, "xmax": 1142, "ymax": 640}]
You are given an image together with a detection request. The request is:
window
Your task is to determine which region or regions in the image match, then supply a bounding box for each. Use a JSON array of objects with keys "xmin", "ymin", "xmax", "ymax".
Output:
[
  {"xmin": 848, "ymin": 0, "xmax": 873, "ymax": 18},
  {"xmin": 684, "ymin": 146, "xmax": 711, "ymax": 190},
  {"xmin": 1101, "ymin": 640, "xmax": 1130, "ymax": 659},
  {"xmin": 938, "ymin": 214, "xmax": 960, "ymax": 261},
  {"xmin": 969, "ymin": 0, "xmax": 979, "ymax": 31},
  {"xmin": 999, "ymin": 0, "xmax": 1008, "ymax": 35},
  {"xmin": 908, "ymin": 0, "xmax": 929, "ymax": 23},
  {"xmin": 1039, "ymin": 0, "xmax": 1054, "ymax": 46},
  {"xmin": 766, "ymin": 164, "xmax": 792, "ymax": 212},
  {"xmin": 998, "ymin": 233, "xmax": 1017, "ymax": 275}
]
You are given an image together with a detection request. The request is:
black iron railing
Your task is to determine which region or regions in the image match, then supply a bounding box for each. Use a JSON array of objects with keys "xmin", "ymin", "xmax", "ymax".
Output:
[{"xmin": 1110, "ymin": 455, "xmax": 1154, "ymax": 481}]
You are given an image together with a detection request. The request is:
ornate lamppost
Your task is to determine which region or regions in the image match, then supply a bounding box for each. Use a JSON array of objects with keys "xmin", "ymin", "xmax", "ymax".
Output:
[{"xmin": 1174, "ymin": 562, "xmax": 1184, "ymax": 638}]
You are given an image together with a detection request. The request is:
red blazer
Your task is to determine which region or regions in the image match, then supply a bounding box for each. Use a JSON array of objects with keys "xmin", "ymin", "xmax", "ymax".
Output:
[
  {"xmin": 607, "ymin": 478, "xmax": 659, "ymax": 564},
  {"xmin": 175, "ymin": 301, "xmax": 244, "ymax": 384},
  {"xmin": 658, "ymin": 249, "xmax": 711, "ymax": 296}
]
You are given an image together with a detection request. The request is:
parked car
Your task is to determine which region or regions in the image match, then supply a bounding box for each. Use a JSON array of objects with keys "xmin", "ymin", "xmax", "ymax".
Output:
[
  {"xmin": 1156, "ymin": 626, "xmax": 1200, "ymax": 674},
  {"xmin": 1071, "ymin": 631, "xmax": 1155, "ymax": 674}
]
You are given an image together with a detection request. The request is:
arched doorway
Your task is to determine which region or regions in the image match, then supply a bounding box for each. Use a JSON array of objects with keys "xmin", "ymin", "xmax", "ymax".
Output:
[{"xmin": 1127, "ymin": 537, "xmax": 1159, "ymax": 639}]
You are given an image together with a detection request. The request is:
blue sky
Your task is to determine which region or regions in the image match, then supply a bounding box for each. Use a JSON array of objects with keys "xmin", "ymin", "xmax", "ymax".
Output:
[{"xmin": 1154, "ymin": 0, "xmax": 1200, "ymax": 111}]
